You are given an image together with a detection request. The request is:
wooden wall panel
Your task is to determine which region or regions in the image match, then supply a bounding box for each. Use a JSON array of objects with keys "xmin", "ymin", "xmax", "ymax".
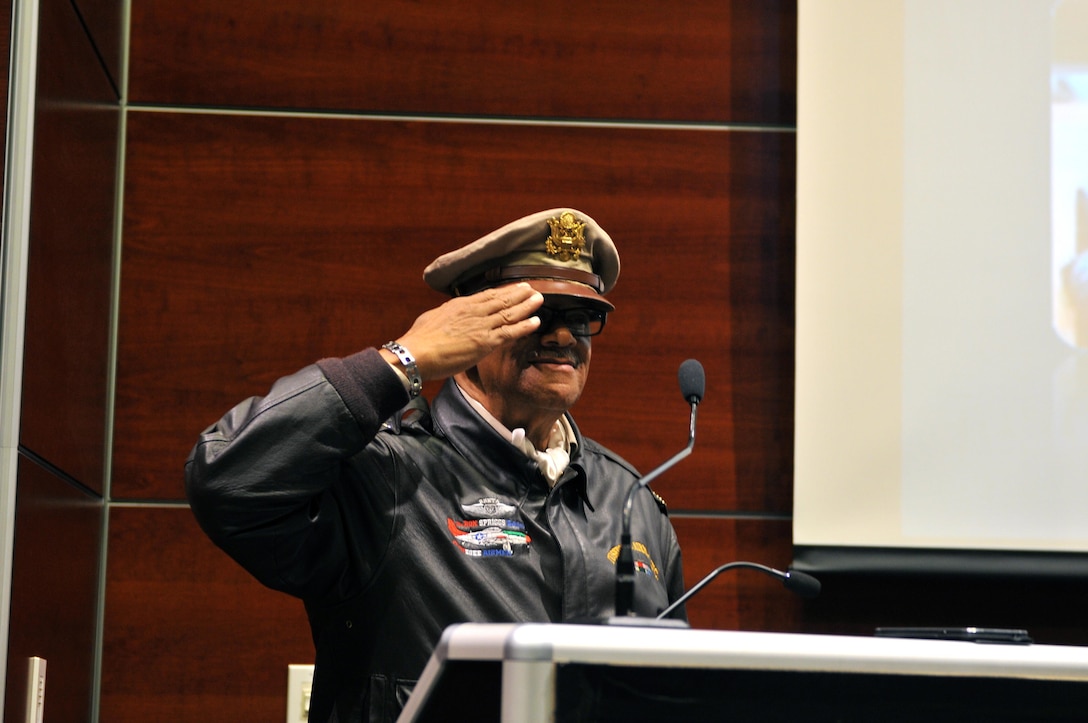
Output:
[
  {"xmin": 72, "ymin": 0, "xmax": 124, "ymax": 90},
  {"xmin": 673, "ymin": 517, "xmax": 804, "ymax": 632},
  {"xmin": 4, "ymin": 457, "xmax": 101, "ymax": 723},
  {"xmin": 127, "ymin": 0, "xmax": 796, "ymax": 125},
  {"xmin": 114, "ymin": 111, "xmax": 794, "ymax": 511},
  {"xmin": 19, "ymin": 0, "xmax": 119, "ymax": 492},
  {"xmin": 105, "ymin": 2, "xmax": 799, "ymax": 719},
  {"xmin": 4, "ymin": 0, "xmax": 117, "ymax": 717},
  {"xmin": 100, "ymin": 507, "xmax": 314, "ymax": 722}
]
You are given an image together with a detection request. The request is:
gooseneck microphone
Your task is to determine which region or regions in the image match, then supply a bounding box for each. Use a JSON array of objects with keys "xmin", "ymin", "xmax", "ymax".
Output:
[
  {"xmin": 615, "ymin": 359, "xmax": 705, "ymax": 618},
  {"xmin": 655, "ymin": 562, "xmax": 822, "ymax": 620}
]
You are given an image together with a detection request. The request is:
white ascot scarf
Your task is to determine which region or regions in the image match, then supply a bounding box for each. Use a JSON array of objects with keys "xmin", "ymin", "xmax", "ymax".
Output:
[{"xmin": 458, "ymin": 383, "xmax": 575, "ymax": 487}]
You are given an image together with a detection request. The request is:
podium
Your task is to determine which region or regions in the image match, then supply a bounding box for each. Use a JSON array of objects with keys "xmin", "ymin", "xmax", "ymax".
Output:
[{"xmin": 398, "ymin": 623, "xmax": 1088, "ymax": 722}]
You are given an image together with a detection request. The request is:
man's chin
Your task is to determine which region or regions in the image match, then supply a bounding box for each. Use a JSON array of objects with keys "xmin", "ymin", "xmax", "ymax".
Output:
[{"xmin": 519, "ymin": 368, "xmax": 585, "ymax": 406}]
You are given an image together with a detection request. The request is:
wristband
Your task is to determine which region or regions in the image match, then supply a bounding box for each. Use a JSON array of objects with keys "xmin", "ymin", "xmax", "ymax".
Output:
[{"xmin": 382, "ymin": 341, "xmax": 422, "ymax": 398}]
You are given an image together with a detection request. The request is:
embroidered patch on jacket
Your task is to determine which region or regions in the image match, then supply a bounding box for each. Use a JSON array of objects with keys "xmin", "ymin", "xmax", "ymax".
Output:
[
  {"xmin": 461, "ymin": 497, "xmax": 518, "ymax": 518},
  {"xmin": 607, "ymin": 542, "xmax": 661, "ymax": 580},
  {"xmin": 447, "ymin": 518, "xmax": 530, "ymax": 557},
  {"xmin": 449, "ymin": 497, "xmax": 530, "ymax": 557}
]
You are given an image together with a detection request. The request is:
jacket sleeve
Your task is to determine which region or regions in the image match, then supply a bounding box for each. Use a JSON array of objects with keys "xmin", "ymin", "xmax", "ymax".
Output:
[
  {"xmin": 661, "ymin": 523, "xmax": 688, "ymax": 621},
  {"xmin": 184, "ymin": 348, "xmax": 410, "ymax": 599}
]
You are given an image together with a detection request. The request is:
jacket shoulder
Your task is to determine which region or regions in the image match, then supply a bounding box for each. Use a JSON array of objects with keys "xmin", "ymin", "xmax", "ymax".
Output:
[
  {"xmin": 580, "ymin": 438, "xmax": 670, "ymax": 515},
  {"xmin": 379, "ymin": 395, "xmax": 433, "ymax": 435},
  {"xmin": 580, "ymin": 437, "xmax": 638, "ymax": 475}
]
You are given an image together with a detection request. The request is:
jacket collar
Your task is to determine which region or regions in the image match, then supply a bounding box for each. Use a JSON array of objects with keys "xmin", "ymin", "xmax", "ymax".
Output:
[{"xmin": 429, "ymin": 379, "xmax": 593, "ymax": 508}]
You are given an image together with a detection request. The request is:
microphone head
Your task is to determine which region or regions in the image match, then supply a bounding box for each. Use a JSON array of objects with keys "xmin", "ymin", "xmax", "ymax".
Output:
[
  {"xmin": 678, "ymin": 359, "xmax": 706, "ymax": 403},
  {"xmin": 783, "ymin": 569, "xmax": 822, "ymax": 599}
]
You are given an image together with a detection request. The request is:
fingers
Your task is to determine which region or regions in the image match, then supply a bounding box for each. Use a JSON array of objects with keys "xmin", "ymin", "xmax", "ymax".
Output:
[
  {"xmin": 498, "ymin": 287, "xmax": 545, "ymax": 333},
  {"xmin": 495, "ymin": 313, "xmax": 543, "ymax": 342},
  {"xmin": 476, "ymin": 283, "xmax": 544, "ymax": 328},
  {"xmin": 463, "ymin": 284, "xmax": 544, "ymax": 338},
  {"xmin": 393, "ymin": 283, "xmax": 545, "ymax": 380}
]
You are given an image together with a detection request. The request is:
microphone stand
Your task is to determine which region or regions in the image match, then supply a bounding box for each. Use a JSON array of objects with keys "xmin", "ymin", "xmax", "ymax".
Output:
[
  {"xmin": 655, "ymin": 561, "xmax": 822, "ymax": 621},
  {"xmin": 560, "ymin": 359, "xmax": 706, "ymax": 627},
  {"xmin": 614, "ymin": 399, "xmax": 698, "ymax": 619}
]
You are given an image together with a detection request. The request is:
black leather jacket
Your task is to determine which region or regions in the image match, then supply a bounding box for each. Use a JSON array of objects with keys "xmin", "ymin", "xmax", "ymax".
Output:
[{"xmin": 185, "ymin": 348, "xmax": 686, "ymax": 723}]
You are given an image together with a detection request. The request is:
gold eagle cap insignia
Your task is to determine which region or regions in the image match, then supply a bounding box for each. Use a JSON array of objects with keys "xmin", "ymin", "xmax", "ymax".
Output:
[{"xmin": 545, "ymin": 212, "xmax": 586, "ymax": 262}]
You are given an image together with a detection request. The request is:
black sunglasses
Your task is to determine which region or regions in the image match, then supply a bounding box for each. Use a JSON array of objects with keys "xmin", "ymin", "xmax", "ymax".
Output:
[{"xmin": 535, "ymin": 306, "xmax": 608, "ymax": 337}]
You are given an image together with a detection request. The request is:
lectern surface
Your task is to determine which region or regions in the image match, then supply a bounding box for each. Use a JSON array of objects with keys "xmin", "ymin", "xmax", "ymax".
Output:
[{"xmin": 399, "ymin": 624, "xmax": 1088, "ymax": 723}]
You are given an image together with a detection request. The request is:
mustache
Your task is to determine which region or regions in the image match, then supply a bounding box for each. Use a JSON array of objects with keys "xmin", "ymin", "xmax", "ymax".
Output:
[{"xmin": 526, "ymin": 348, "xmax": 582, "ymax": 367}]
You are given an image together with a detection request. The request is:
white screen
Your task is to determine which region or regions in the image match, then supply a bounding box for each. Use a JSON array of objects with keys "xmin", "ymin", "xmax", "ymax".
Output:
[{"xmin": 794, "ymin": 0, "xmax": 1088, "ymax": 565}]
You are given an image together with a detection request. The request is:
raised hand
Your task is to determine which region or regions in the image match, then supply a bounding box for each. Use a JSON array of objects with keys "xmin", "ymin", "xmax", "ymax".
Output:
[{"xmin": 389, "ymin": 283, "xmax": 544, "ymax": 380}]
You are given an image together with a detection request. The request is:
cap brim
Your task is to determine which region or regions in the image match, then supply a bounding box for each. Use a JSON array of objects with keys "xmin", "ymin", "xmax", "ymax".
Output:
[{"xmin": 525, "ymin": 279, "xmax": 615, "ymax": 312}]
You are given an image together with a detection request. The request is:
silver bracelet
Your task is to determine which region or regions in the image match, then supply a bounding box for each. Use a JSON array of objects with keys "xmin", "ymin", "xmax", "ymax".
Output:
[{"xmin": 382, "ymin": 341, "xmax": 422, "ymax": 398}]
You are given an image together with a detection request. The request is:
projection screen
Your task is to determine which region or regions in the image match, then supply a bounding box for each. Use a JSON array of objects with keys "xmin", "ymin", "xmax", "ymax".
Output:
[{"xmin": 793, "ymin": 0, "xmax": 1088, "ymax": 576}]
